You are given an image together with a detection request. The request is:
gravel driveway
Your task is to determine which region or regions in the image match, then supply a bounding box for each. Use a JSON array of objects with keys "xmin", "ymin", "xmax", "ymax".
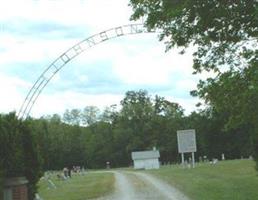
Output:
[{"xmin": 94, "ymin": 171, "xmax": 190, "ymax": 200}]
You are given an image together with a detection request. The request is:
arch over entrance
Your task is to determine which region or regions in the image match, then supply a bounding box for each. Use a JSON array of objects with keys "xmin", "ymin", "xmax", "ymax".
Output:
[{"xmin": 18, "ymin": 24, "xmax": 156, "ymax": 119}]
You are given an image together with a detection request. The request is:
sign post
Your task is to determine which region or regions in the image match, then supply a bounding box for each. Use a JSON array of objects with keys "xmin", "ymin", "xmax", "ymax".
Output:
[
  {"xmin": 177, "ymin": 129, "xmax": 197, "ymax": 168},
  {"xmin": 181, "ymin": 153, "xmax": 185, "ymax": 165},
  {"xmin": 192, "ymin": 152, "xmax": 195, "ymax": 168}
]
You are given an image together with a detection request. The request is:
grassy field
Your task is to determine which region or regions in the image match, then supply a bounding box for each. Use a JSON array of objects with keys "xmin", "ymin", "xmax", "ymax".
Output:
[
  {"xmin": 147, "ymin": 159, "xmax": 258, "ymax": 200},
  {"xmin": 37, "ymin": 160, "xmax": 258, "ymax": 200},
  {"xmin": 38, "ymin": 172, "xmax": 114, "ymax": 200}
]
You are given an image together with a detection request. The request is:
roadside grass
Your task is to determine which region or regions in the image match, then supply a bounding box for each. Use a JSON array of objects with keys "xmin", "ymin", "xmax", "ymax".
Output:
[
  {"xmin": 38, "ymin": 172, "xmax": 114, "ymax": 200},
  {"xmin": 147, "ymin": 159, "xmax": 258, "ymax": 200}
]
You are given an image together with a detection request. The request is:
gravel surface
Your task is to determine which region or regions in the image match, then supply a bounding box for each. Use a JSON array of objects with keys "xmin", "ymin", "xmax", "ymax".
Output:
[{"xmin": 93, "ymin": 170, "xmax": 190, "ymax": 200}]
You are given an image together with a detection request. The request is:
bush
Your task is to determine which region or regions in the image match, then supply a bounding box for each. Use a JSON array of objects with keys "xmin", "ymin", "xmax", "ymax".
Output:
[{"xmin": 0, "ymin": 113, "xmax": 42, "ymax": 200}]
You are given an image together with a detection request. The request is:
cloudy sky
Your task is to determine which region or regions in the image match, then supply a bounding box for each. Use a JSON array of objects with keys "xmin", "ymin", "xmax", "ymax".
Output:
[{"xmin": 0, "ymin": 0, "xmax": 205, "ymax": 118}]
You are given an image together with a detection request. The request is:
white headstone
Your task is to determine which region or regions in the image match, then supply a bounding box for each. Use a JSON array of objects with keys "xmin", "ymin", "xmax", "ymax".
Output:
[{"xmin": 222, "ymin": 153, "xmax": 225, "ymax": 160}]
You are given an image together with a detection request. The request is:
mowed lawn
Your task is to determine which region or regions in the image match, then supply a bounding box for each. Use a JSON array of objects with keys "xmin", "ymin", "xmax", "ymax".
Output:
[
  {"xmin": 38, "ymin": 172, "xmax": 114, "ymax": 200},
  {"xmin": 147, "ymin": 159, "xmax": 258, "ymax": 200}
]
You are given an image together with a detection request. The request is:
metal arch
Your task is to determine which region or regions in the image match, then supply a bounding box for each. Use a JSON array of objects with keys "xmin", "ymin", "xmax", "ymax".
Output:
[{"xmin": 18, "ymin": 24, "xmax": 156, "ymax": 119}]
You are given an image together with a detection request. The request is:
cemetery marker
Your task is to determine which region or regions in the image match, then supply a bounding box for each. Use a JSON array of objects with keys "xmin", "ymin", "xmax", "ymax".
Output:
[{"xmin": 177, "ymin": 129, "xmax": 197, "ymax": 168}]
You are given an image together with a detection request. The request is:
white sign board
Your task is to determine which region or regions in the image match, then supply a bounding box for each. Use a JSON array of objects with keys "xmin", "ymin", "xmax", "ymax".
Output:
[{"xmin": 177, "ymin": 129, "xmax": 197, "ymax": 153}]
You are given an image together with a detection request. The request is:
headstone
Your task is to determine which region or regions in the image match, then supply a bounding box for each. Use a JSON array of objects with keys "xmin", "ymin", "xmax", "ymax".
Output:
[
  {"xmin": 203, "ymin": 155, "xmax": 208, "ymax": 162},
  {"xmin": 63, "ymin": 167, "xmax": 68, "ymax": 178},
  {"xmin": 106, "ymin": 161, "xmax": 110, "ymax": 169},
  {"xmin": 34, "ymin": 193, "xmax": 43, "ymax": 200},
  {"xmin": 211, "ymin": 158, "xmax": 218, "ymax": 165},
  {"xmin": 47, "ymin": 179, "xmax": 56, "ymax": 189},
  {"xmin": 221, "ymin": 153, "xmax": 225, "ymax": 160},
  {"xmin": 187, "ymin": 163, "xmax": 191, "ymax": 169}
]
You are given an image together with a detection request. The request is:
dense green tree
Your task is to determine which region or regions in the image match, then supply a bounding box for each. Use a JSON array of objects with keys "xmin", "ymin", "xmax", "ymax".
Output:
[
  {"xmin": 63, "ymin": 109, "xmax": 81, "ymax": 125},
  {"xmin": 0, "ymin": 113, "xmax": 42, "ymax": 200},
  {"xmin": 192, "ymin": 66, "xmax": 257, "ymax": 160},
  {"xmin": 81, "ymin": 106, "xmax": 100, "ymax": 126},
  {"xmin": 119, "ymin": 90, "xmax": 154, "ymax": 151},
  {"xmin": 100, "ymin": 105, "xmax": 118, "ymax": 123},
  {"xmin": 151, "ymin": 96, "xmax": 185, "ymax": 163},
  {"xmin": 130, "ymin": 0, "xmax": 258, "ymax": 73},
  {"xmin": 30, "ymin": 90, "xmax": 254, "ymax": 169}
]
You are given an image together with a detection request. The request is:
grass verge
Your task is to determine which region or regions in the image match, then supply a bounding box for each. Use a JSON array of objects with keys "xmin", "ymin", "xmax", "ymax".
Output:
[
  {"xmin": 147, "ymin": 159, "xmax": 258, "ymax": 200},
  {"xmin": 38, "ymin": 172, "xmax": 114, "ymax": 200}
]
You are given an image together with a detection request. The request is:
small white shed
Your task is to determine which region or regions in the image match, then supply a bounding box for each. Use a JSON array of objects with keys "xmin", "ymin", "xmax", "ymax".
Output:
[{"xmin": 131, "ymin": 150, "xmax": 160, "ymax": 170}]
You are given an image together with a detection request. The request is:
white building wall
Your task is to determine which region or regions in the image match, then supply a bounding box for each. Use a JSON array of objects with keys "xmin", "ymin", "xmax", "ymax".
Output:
[
  {"xmin": 134, "ymin": 160, "xmax": 145, "ymax": 169},
  {"xmin": 134, "ymin": 158, "xmax": 160, "ymax": 169}
]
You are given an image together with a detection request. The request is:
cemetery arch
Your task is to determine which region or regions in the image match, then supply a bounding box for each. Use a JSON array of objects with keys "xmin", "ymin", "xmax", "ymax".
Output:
[{"xmin": 18, "ymin": 24, "xmax": 156, "ymax": 119}]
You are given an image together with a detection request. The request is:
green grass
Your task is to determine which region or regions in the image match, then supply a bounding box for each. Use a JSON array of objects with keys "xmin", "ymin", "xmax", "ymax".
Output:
[
  {"xmin": 147, "ymin": 159, "xmax": 258, "ymax": 200},
  {"xmin": 38, "ymin": 172, "xmax": 114, "ymax": 200},
  {"xmin": 37, "ymin": 160, "xmax": 258, "ymax": 200}
]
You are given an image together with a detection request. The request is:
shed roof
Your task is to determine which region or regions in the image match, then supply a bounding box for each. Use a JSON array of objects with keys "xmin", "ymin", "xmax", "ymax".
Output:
[{"xmin": 131, "ymin": 150, "xmax": 160, "ymax": 160}]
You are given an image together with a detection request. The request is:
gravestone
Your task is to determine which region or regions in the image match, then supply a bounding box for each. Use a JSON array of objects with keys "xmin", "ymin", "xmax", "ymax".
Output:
[
  {"xmin": 47, "ymin": 179, "xmax": 56, "ymax": 189},
  {"xmin": 106, "ymin": 161, "xmax": 110, "ymax": 169},
  {"xmin": 221, "ymin": 153, "xmax": 225, "ymax": 160}
]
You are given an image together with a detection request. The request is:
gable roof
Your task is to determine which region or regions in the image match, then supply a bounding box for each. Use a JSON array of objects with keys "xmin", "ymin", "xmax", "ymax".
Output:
[{"xmin": 131, "ymin": 150, "xmax": 160, "ymax": 160}]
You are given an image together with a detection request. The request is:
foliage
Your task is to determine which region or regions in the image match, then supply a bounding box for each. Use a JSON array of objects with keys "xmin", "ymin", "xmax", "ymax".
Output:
[
  {"xmin": 24, "ymin": 90, "xmax": 254, "ymax": 170},
  {"xmin": 129, "ymin": 0, "xmax": 258, "ymax": 73},
  {"xmin": 192, "ymin": 65, "xmax": 258, "ymax": 162},
  {"xmin": 129, "ymin": 0, "xmax": 258, "ymax": 169},
  {"xmin": 192, "ymin": 65, "xmax": 258, "ymax": 126},
  {"xmin": 0, "ymin": 113, "xmax": 42, "ymax": 200},
  {"xmin": 81, "ymin": 106, "xmax": 100, "ymax": 126}
]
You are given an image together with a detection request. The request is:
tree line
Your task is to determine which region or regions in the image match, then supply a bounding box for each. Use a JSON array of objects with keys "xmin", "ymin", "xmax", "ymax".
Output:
[{"xmin": 27, "ymin": 90, "xmax": 254, "ymax": 170}]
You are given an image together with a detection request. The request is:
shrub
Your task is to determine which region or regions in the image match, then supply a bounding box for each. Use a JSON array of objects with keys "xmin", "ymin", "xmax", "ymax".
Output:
[{"xmin": 0, "ymin": 113, "xmax": 42, "ymax": 200}]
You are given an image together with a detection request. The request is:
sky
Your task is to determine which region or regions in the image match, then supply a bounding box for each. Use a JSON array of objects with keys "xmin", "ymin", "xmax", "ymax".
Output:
[{"xmin": 0, "ymin": 0, "xmax": 205, "ymax": 118}]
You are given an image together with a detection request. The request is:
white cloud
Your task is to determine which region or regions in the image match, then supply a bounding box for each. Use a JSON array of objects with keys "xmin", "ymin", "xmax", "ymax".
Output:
[
  {"xmin": 30, "ymin": 89, "xmax": 200, "ymax": 118},
  {"xmin": 69, "ymin": 34, "xmax": 195, "ymax": 86},
  {"xmin": 0, "ymin": 73, "xmax": 31, "ymax": 114},
  {"xmin": 0, "ymin": 0, "xmax": 204, "ymax": 117},
  {"xmin": 108, "ymin": 34, "xmax": 195, "ymax": 86},
  {"xmin": 0, "ymin": 0, "xmax": 135, "ymax": 66},
  {"xmin": 165, "ymin": 96, "xmax": 204, "ymax": 115},
  {"xmin": 0, "ymin": 36, "xmax": 78, "ymax": 66},
  {"xmin": 31, "ymin": 91, "xmax": 123, "ymax": 118},
  {"xmin": 175, "ymin": 79, "xmax": 197, "ymax": 92},
  {"xmin": 0, "ymin": 0, "xmax": 133, "ymax": 31}
]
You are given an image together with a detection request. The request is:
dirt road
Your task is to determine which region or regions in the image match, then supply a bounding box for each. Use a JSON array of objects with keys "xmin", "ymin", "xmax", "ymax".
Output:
[{"xmin": 95, "ymin": 171, "xmax": 190, "ymax": 200}]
